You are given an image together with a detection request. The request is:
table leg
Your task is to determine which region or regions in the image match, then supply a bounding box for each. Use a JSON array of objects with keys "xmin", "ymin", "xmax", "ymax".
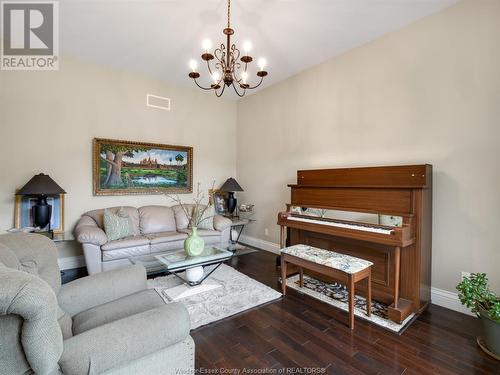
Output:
[
  {"xmin": 281, "ymin": 255, "xmax": 287, "ymax": 295},
  {"xmin": 367, "ymin": 271, "xmax": 371, "ymax": 317},
  {"xmin": 348, "ymin": 274, "xmax": 355, "ymax": 330},
  {"xmin": 235, "ymin": 225, "xmax": 244, "ymax": 243},
  {"xmin": 299, "ymin": 267, "xmax": 304, "ymax": 287}
]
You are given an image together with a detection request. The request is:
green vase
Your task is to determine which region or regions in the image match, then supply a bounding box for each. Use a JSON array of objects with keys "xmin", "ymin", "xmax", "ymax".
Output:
[{"xmin": 184, "ymin": 227, "xmax": 205, "ymax": 257}]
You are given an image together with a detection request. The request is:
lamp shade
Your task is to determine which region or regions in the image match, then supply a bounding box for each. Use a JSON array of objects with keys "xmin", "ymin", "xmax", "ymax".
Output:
[
  {"xmin": 220, "ymin": 177, "xmax": 243, "ymax": 192},
  {"xmin": 16, "ymin": 173, "xmax": 66, "ymax": 196}
]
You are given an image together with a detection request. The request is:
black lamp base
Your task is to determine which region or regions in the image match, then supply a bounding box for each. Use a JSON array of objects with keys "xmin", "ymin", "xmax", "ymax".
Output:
[
  {"xmin": 227, "ymin": 192, "xmax": 237, "ymax": 215},
  {"xmin": 32, "ymin": 195, "xmax": 52, "ymax": 231}
]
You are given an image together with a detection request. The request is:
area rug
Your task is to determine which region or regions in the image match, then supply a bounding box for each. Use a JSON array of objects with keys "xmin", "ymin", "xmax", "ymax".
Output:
[
  {"xmin": 148, "ymin": 264, "xmax": 281, "ymax": 329},
  {"xmin": 286, "ymin": 274, "xmax": 415, "ymax": 333}
]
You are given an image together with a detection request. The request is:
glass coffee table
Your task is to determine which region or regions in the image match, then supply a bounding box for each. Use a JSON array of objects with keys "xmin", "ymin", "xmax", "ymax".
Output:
[{"xmin": 129, "ymin": 245, "xmax": 233, "ymax": 286}]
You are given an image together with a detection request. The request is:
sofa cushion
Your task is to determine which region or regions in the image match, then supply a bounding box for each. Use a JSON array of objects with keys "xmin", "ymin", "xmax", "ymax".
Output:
[
  {"xmin": 179, "ymin": 228, "xmax": 220, "ymax": 237},
  {"xmin": 101, "ymin": 236, "xmax": 150, "ymax": 251},
  {"xmin": 197, "ymin": 205, "xmax": 215, "ymax": 230},
  {"xmin": 103, "ymin": 208, "xmax": 135, "ymax": 241},
  {"xmin": 147, "ymin": 232, "xmax": 188, "ymax": 253},
  {"xmin": 139, "ymin": 206, "xmax": 177, "ymax": 234},
  {"xmin": 102, "ymin": 247, "xmax": 151, "ymax": 261},
  {"xmin": 146, "ymin": 231, "xmax": 188, "ymax": 244},
  {"xmin": 84, "ymin": 206, "xmax": 140, "ymax": 235},
  {"xmin": 172, "ymin": 204, "xmax": 193, "ymax": 230},
  {"xmin": 72, "ymin": 289, "xmax": 164, "ymax": 335}
]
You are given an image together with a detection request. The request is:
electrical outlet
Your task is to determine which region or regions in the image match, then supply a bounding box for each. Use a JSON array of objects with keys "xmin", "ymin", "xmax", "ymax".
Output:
[
  {"xmin": 461, "ymin": 271, "xmax": 471, "ymax": 281},
  {"xmin": 264, "ymin": 228, "xmax": 269, "ymax": 236}
]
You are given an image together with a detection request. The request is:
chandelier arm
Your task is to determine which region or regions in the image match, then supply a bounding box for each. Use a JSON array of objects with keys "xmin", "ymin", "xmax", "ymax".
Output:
[
  {"xmin": 230, "ymin": 45, "xmax": 240, "ymax": 67},
  {"xmin": 232, "ymin": 62, "xmax": 248, "ymax": 84},
  {"xmin": 206, "ymin": 59, "xmax": 214, "ymax": 75},
  {"xmin": 232, "ymin": 64, "xmax": 243, "ymax": 83},
  {"xmin": 232, "ymin": 83, "xmax": 246, "ymax": 97},
  {"xmin": 247, "ymin": 76, "xmax": 264, "ymax": 90},
  {"xmin": 193, "ymin": 78, "xmax": 214, "ymax": 91},
  {"xmin": 215, "ymin": 84, "xmax": 226, "ymax": 97}
]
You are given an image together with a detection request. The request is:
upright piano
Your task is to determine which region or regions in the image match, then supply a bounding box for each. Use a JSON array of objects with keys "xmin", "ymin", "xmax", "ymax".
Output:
[{"xmin": 277, "ymin": 165, "xmax": 432, "ymax": 323}]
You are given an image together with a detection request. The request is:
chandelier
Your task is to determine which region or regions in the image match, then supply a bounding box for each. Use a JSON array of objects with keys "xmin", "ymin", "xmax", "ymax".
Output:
[{"xmin": 188, "ymin": 0, "xmax": 268, "ymax": 97}]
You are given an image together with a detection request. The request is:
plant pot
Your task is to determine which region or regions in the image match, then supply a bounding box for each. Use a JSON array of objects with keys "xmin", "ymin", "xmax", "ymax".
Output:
[
  {"xmin": 184, "ymin": 227, "xmax": 205, "ymax": 257},
  {"xmin": 478, "ymin": 305, "xmax": 500, "ymax": 358}
]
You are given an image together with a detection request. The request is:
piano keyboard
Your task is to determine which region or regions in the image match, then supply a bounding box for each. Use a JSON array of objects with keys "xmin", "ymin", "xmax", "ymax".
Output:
[{"xmin": 287, "ymin": 216, "xmax": 394, "ymax": 235}]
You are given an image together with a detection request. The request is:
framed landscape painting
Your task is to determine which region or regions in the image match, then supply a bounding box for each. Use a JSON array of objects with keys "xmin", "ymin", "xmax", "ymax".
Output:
[{"xmin": 93, "ymin": 138, "xmax": 193, "ymax": 195}]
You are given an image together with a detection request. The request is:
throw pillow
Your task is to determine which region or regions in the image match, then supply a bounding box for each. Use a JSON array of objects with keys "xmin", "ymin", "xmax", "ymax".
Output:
[
  {"xmin": 103, "ymin": 208, "xmax": 134, "ymax": 241},
  {"xmin": 197, "ymin": 205, "xmax": 215, "ymax": 230}
]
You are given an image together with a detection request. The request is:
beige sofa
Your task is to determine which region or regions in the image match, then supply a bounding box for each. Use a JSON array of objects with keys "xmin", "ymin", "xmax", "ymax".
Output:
[{"xmin": 75, "ymin": 205, "xmax": 232, "ymax": 274}]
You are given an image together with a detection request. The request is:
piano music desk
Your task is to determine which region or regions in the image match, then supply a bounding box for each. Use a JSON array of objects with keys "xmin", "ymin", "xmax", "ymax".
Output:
[{"xmin": 280, "ymin": 244, "xmax": 373, "ymax": 330}]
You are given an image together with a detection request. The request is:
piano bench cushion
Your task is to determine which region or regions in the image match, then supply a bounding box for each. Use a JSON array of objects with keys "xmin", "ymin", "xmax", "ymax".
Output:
[{"xmin": 281, "ymin": 244, "xmax": 373, "ymax": 274}]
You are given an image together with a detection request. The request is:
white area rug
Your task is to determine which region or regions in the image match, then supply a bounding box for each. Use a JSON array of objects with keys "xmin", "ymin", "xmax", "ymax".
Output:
[
  {"xmin": 148, "ymin": 264, "xmax": 282, "ymax": 329},
  {"xmin": 286, "ymin": 274, "xmax": 415, "ymax": 333}
]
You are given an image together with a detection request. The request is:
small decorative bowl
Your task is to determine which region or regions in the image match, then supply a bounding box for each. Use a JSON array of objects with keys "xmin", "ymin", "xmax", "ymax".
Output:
[{"xmin": 239, "ymin": 204, "xmax": 254, "ymax": 212}]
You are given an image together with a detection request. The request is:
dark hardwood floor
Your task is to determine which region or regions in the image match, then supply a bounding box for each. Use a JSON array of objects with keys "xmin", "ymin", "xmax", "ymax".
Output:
[{"xmin": 192, "ymin": 250, "xmax": 499, "ymax": 375}]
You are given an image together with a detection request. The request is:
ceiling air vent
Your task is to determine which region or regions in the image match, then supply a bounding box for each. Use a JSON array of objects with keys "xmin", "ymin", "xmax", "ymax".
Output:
[{"xmin": 146, "ymin": 94, "xmax": 171, "ymax": 111}]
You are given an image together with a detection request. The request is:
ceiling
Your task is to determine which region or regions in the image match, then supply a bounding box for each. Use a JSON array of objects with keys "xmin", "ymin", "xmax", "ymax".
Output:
[{"xmin": 60, "ymin": 0, "xmax": 458, "ymax": 99}]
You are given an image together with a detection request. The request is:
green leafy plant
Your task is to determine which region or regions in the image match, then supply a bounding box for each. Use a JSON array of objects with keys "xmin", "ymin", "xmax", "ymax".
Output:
[{"xmin": 456, "ymin": 273, "xmax": 500, "ymax": 322}]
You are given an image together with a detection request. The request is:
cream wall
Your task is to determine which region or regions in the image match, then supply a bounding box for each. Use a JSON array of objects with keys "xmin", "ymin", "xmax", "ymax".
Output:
[
  {"xmin": 236, "ymin": 0, "xmax": 500, "ymax": 293},
  {"xmin": 0, "ymin": 57, "xmax": 237, "ymax": 257}
]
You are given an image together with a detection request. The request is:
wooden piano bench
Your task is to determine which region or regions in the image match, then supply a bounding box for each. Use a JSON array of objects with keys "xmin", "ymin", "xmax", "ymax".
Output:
[{"xmin": 280, "ymin": 244, "xmax": 373, "ymax": 330}]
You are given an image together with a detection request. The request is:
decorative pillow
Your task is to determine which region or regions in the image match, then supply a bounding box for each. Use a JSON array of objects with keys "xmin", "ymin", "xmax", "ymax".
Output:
[
  {"xmin": 197, "ymin": 205, "xmax": 215, "ymax": 230},
  {"xmin": 103, "ymin": 208, "xmax": 134, "ymax": 241}
]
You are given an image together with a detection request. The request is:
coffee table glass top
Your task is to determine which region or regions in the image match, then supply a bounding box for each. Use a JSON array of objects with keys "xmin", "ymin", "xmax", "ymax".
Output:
[{"xmin": 129, "ymin": 246, "xmax": 232, "ymax": 275}]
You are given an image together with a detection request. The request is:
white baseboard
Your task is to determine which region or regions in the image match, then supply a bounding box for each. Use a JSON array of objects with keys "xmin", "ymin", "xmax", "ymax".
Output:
[
  {"xmin": 240, "ymin": 235, "xmax": 280, "ymax": 254},
  {"xmin": 430, "ymin": 286, "xmax": 474, "ymax": 316},
  {"xmin": 58, "ymin": 255, "xmax": 86, "ymax": 271},
  {"xmin": 239, "ymin": 235, "xmax": 475, "ymax": 317}
]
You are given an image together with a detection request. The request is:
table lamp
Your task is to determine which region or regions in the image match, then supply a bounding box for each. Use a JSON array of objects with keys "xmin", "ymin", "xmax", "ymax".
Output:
[
  {"xmin": 220, "ymin": 177, "xmax": 243, "ymax": 215},
  {"xmin": 16, "ymin": 173, "xmax": 66, "ymax": 232}
]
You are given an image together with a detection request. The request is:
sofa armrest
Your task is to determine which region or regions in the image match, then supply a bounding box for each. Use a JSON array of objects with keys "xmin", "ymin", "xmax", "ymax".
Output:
[
  {"xmin": 59, "ymin": 303, "xmax": 190, "ymax": 375},
  {"xmin": 74, "ymin": 216, "xmax": 108, "ymax": 246},
  {"xmin": 58, "ymin": 265, "xmax": 147, "ymax": 317},
  {"xmin": 213, "ymin": 215, "xmax": 232, "ymax": 231},
  {"xmin": 0, "ymin": 266, "xmax": 63, "ymax": 375}
]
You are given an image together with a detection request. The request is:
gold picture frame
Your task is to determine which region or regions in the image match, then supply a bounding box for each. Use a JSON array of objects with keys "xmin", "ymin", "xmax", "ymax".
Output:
[
  {"xmin": 14, "ymin": 193, "xmax": 65, "ymax": 234},
  {"xmin": 93, "ymin": 138, "xmax": 193, "ymax": 196}
]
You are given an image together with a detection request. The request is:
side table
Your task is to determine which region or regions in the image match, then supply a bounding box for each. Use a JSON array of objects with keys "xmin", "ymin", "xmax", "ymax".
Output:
[{"xmin": 229, "ymin": 218, "xmax": 256, "ymax": 244}]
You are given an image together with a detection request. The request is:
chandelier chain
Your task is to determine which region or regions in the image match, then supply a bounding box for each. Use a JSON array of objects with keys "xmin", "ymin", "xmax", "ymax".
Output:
[{"xmin": 227, "ymin": 0, "xmax": 231, "ymax": 28}]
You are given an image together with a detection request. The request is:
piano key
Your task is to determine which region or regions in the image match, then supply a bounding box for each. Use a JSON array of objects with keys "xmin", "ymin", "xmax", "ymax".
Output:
[{"xmin": 287, "ymin": 216, "xmax": 394, "ymax": 235}]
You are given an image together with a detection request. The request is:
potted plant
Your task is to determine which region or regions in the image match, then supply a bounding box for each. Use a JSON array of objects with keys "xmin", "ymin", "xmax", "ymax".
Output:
[{"xmin": 456, "ymin": 273, "xmax": 500, "ymax": 359}]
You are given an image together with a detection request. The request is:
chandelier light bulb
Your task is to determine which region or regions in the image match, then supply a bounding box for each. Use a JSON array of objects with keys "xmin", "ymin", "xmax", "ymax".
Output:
[
  {"xmin": 189, "ymin": 59, "xmax": 198, "ymax": 72},
  {"xmin": 212, "ymin": 71, "xmax": 220, "ymax": 83},
  {"xmin": 241, "ymin": 71, "xmax": 248, "ymax": 84},
  {"xmin": 258, "ymin": 58, "xmax": 267, "ymax": 71},
  {"xmin": 202, "ymin": 39, "xmax": 212, "ymax": 53},
  {"xmin": 243, "ymin": 41, "xmax": 252, "ymax": 55}
]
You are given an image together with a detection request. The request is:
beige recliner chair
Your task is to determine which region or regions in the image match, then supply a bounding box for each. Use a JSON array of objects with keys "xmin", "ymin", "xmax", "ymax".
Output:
[{"xmin": 0, "ymin": 232, "xmax": 194, "ymax": 375}]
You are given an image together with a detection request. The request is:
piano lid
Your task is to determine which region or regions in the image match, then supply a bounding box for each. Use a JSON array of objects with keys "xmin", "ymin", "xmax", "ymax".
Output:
[{"xmin": 292, "ymin": 164, "xmax": 432, "ymax": 189}]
